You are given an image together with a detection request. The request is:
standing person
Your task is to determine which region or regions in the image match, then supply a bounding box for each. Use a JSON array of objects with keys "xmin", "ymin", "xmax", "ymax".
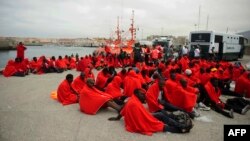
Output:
[
  {"xmin": 182, "ymin": 46, "xmax": 189, "ymax": 56},
  {"xmin": 16, "ymin": 42, "xmax": 27, "ymax": 61},
  {"xmin": 189, "ymin": 45, "xmax": 195, "ymax": 59},
  {"xmin": 151, "ymin": 45, "xmax": 160, "ymax": 64},
  {"xmin": 164, "ymin": 45, "xmax": 174, "ymax": 61},
  {"xmin": 132, "ymin": 42, "xmax": 143, "ymax": 64},
  {"xmin": 194, "ymin": 45, "xmax": 200, "ymax": 59},
  {"xmin": 144, "ymin": 46, "xmax": 151, "ymax": 65},
  {"xmin": 210, "ymin": 47, "xmax": 218, "ymax": 61}
]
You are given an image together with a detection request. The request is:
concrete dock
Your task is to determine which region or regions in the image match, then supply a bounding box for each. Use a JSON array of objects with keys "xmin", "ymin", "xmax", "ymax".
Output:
[{"xmin": 0, "ymin": 57, "xmax": 250, "ymax": 141}]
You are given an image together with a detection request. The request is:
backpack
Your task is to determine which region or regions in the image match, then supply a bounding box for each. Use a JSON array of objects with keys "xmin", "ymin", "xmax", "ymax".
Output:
[{"xmin": 172, "ymin": 110, "xmax": 193, "ymax": 133}]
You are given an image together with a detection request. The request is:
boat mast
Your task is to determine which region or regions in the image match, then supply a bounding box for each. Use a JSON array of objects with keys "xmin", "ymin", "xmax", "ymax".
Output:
[
  {"xmin": 129, "ymin": 10, "xmax": 136, "ymax": 43},
  {"xmin": 198, "ymin": 5, "xmax": 201, "ymax": 31},
  {"xmin": 206, "ymin": 15, "xmax": 209, "ymax": 30},
  {"xmin": 115, "ymin": 16, "xmax": 121, "ymax": 47}
]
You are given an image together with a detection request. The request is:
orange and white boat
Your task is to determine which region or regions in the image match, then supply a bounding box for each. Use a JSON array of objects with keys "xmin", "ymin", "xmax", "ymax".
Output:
[{"xmin": 95, "ymin": 10, "xmax": 137, "ymax": 55}]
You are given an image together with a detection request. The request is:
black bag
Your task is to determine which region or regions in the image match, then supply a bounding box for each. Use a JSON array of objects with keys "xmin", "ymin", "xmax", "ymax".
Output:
[{"xmin": 172, "ymin": 110, "xmax": 193, "ymax": 133}]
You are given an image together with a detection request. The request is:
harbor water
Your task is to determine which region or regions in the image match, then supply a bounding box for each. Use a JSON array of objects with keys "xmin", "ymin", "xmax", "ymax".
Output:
[{"xmin": 0, "ymin": 46, "xmax": 96, "ymax": 69}]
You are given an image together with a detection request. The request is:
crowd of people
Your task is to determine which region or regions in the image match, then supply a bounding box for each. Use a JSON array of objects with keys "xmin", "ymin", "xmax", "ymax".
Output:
[
  {"xmin": 55, "ymin": 43, "xmax": 249, "ymax": 135},
  {"xmin": 1, "ymin": 42, "xmax": 250, "ymax": 135}
]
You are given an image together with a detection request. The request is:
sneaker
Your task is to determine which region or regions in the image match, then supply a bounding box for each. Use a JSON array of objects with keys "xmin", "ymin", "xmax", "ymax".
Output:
[
  {"xmin": 241, "ymin": 105, "xmax": 250, "ymax": 115},
  {"xmin": 243, "ymin": 97, "xmax": 250, "ymax": 102},
  {"xmin": 198, "ymin": 102, "xmax": 211, "ymax": 111},
  {"xmin": 191, "ymin": 108, "xmax": 200, "ymax": 118},
  {"xmin": 229, "ymin": 109, "xmax": 234, "ymax": 118}
]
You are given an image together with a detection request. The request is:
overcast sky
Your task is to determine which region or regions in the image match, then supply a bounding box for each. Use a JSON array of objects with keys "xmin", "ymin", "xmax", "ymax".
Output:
[{"xmin": 0, "ymin": 0, "xmax": 249, "ymax": 39}]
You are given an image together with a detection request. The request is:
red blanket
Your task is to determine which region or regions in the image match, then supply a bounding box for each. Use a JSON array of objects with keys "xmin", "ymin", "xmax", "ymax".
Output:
[
  {"xmin": 146, "ymin": 83, "xmax": 164, "ymax": 113},
  {"xmin": 121, "ymin": 95, "xmax": 164, "ymax": 136},
  {"xmin": 123, "ymin": 70, "xmax": 142, "ymax": 97},
  {"xmin": 165, "ymin": 79, "xmax": 178, "ymax": 102},
  {"xmin": 235, "ymin": 72, "xmax": 250, "ymax": 98},
  {"xmin": 95, "ymin": 71, "xmax": 109, "ymax": 89},
  {"xmin": 79, "ymin": 85, "xmax": 113, "ymax": 115},
  {"xmin": 3, "ymin": 60, "xmax": 17, "ymax": 77},
  {"xmin": 72, "ymin": 76, "xmax": 86, "ymax": 93},
  {"xmin": 16, "ymin": 44, "xmax": 26, "ymax": 60},
  {"xmin": 84, "ymin": 68, "xmax": 95, "ymax": 80},
  {"xmin": 204, "ymin": 81, "xmax": 221, "ymax": 104},
  {"xmin": 56, "ymin": 59, "xmax": 67, "ymax": 69},
  {"xmin": 105, "ymin": 76, "xmax": 123, "ymax": 98},
  {"xmin": 57, "ymin": 80, "xmax": 78, "ymax": 105},
  {"xmin": 170, "ymin": 86, "xmax": 197, "ymax": 112}
]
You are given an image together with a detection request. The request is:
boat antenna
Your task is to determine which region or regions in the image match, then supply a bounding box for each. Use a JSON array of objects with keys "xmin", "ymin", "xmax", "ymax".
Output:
[
  {"xmin": 114, "ymin": 16, "xmax": 121, "ymax": 47},
  {"xmin": 198, "ymin": 5, "xmax": 201, "ymax": 31},
  {"xmin": 206, "ymin": 15, "xmax": 209, "ymax": 30},
  {"xmin": 129, "ymin": 10, "xmax": 136, "ymax": 42}
]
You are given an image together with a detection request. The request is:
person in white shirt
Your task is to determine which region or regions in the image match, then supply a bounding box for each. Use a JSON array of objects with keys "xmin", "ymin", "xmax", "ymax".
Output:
[
  {"xmin": 182, "ymin": 46, "xmax": 188, "ymax": 56},
  {"xmin": 194, "ymin": 46, "xmax": 200, "ymax": 58}
]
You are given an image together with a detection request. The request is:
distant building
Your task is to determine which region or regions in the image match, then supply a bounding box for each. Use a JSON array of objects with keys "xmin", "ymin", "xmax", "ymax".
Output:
[
  {"xmin": 238, "ymin": 30, "xmax": 250, "ymax": 55},
  {"xmin": 238, "ymin": 30, "xmax": 250, "ymax": 45},
  {"xmin": 173, "ymin": 36, "xmax": 188, "ymax": 46}
]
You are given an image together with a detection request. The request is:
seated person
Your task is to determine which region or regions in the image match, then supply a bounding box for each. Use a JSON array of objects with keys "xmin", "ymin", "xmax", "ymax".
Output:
[
  {"xmin": 84, "ymin": 67, "xmax": 95, "ymax": 80},
  {"xmin": 166, "ymin": 78, "xmax": 198, "ymax": 117},
  {"xmin": 146, "ymin": 79, "xmax": 166, "ymax": 113},
  {"xmin": 72, "ymin": 72, "xmax": 86, "ymax": 94},
  {"xmin": 108, "ymin": 88, "xmax": 193, "ymax": 136},
  {"xmin": 4, "ymin": 57, "xmax": 28, "ymax": 77},
  {"xmin": 29, "ymin": 57, "xmax": 39, "ymax": 73},
  {"xmin": 57, "ymin": 74, "xmax": 79, "ymax": 105},
  {"xmin": 205, "ymin": 77, "xmax": 249, "ymax": 118},
  {"xmin": 235, "ymin": 71, "xmax": 250, "ymax": 98},
  {"xmin": 204, "ymin": 77, "xmax": 234, "ymax": 118},
  {"xmin": 105, "ymin": 76, "xmax": 124, "ymax": 105},
  {"xmin": 48, "ymin": 56, "xmax": 62, "ymax": 73},
  {"xmin": 95, "ymin": 67, "xmax": 111, "ymax": 91},
  {"xmin": 123, "ymin": 70, "xmax": 142, "ymax": 97},
  {"xmin": 55, "ymin": 56, "xmax": 67, "ymax": 72},
  {"xmin": 79, "ymin": 78, "xmax": 121, "ymax": 115},
  {"xmin": 3, "ymin": 60, "xmax": 17, "ymax": 77}
]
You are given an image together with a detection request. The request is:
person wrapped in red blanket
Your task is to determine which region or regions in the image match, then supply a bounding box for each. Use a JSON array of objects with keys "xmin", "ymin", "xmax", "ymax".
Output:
[
  {"xmin": 167, "ymin": 78, "xmax": 197, "ymax": 113},
  {"xmin": 108, "ymin": 88, "xmax": 193, "ymax": 135},
  {"xmin": 57, "ymin": 74, "xmax": 79, "ymax": 105},
  {"xmin": 123, "ymin": 70, "xmax": 142, "ymax": 97},
  {"xmin": 16, "ymin": 42, "xmax": 26, "ymax": 61},
  {"xmin": 72, "ymin": 72, "xmax": 86, "ymax": 94},
  {"xmin": 95, "ymin": 67, "xmax": 111, "ymax": 91},
  {"xmin": 146, "ymin": 80, "xmax": 165, "ymax": 113},
  {"xmin": 105, "ymin": 75, "xmax": 123, "ymax": 101},
  {"xmin": 204, "ymin": 78, "xmax": 234, "ymax": 118},
  {"xmin": 3, "ymin": 58, "xmax": 28, "ymax": 77},
  {"xmin": 79, "ymin": 78, "xmax": 121, "ymax": 115}
]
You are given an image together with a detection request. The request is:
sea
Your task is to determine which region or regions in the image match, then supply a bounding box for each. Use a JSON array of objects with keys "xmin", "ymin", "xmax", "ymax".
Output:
[{"xmin": 0, "ymin": 46, "xmax": 96, "ymax": 69}]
